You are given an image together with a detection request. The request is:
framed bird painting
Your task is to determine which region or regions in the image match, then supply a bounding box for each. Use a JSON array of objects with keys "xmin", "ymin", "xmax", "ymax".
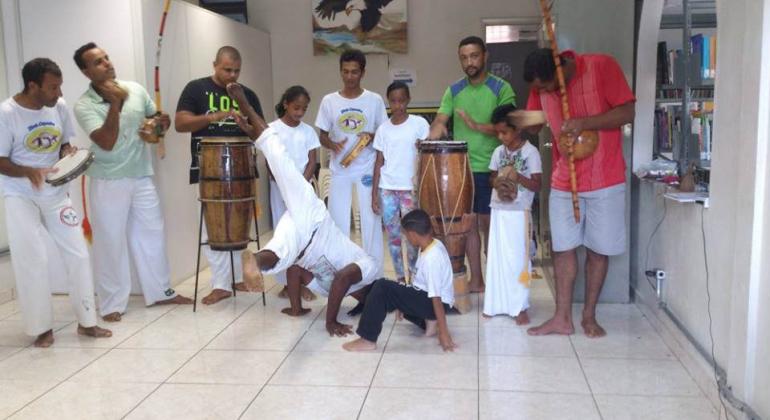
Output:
[{"xmin": 312, "ymin": 0, "xmax": 408, "ymax": 55}]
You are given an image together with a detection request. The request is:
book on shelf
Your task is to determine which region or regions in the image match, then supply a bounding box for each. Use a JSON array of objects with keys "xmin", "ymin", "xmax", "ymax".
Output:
[{"xmin": 654, "ymin": 102, "xmax": 714, "ymax": 161}]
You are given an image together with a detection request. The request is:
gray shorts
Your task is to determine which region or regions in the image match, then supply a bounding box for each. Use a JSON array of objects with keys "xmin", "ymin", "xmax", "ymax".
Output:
[{"xmin": 549, "ymin": 183, "xmax": 626, "ymax": 255}]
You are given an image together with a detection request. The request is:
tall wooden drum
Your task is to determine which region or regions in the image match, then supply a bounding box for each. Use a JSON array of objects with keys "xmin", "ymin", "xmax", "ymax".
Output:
[
  {"xmin": 199, "ymin": 137, "xmax": 256, "ymax": 251},
  {"xmin": 417, "ymin": 140, "xmax": 474, "ymax": 314}
]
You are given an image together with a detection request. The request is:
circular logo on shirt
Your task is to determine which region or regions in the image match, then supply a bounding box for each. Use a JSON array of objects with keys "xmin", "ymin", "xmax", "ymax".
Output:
[
  {"xmin": 59, "ymin": 206, "xmax": 79, "ymax": 227},
  {"xmin": 25, "ymin": 126, "xmax": 62, "ymax": 153},
  {"xmin": 337, "ymin": 112, "xmax": 366, "ymax": 134}
]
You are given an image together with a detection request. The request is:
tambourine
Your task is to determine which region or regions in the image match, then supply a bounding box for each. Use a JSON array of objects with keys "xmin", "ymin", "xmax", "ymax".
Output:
[{"xmin": 46, "ymin": 149, "xmax": 94, "ymax": 186}]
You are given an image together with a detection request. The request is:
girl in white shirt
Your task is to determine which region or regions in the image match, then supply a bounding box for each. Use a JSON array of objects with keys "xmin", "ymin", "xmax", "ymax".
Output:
[
  {"xmin": 372, "ymin": 82, "xmax": 429, "ymax": 283},
  {"xmin": 268, "ymin": 85, "xmax": 320, "ymax": 300}
]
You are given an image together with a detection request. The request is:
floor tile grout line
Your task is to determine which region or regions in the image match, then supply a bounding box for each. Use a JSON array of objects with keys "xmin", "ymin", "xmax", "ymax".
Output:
[
  {"xmin": 3, "ymin": 300, "xmax": 185, "ymax": 418},
  {"xmin": 570, "ymin": 335, "xmax": 605, "ymax": 420},
  {"xmin": 236, "ymin": 296, "xmax": 326, "ymax": 420},
  {"xmin": 355, "ymin": 314, "xmax": 396, "ymax": 420},
  {"xmin": 121, "ymin": 283, "xmax": 282, "ymax": 420}
]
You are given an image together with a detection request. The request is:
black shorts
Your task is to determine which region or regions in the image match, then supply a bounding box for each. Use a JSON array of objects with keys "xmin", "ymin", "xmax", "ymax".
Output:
[{"xmin": 472, "ymin": 172, "xmax": 492, "ymax": 215}]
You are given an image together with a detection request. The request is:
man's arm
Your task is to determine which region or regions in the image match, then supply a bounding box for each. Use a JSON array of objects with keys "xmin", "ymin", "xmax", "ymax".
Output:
[
  {"xmin": 319, "ymin": 130, "xmax": 345, "ymax": 154},
  {"xmin": 325, "ymin": 263, "xmax": 362, "ymax": 337},
  {"xmin": 562, "ymin": 101, "xmax": 635, "ymax": 136},
  {"xmin": 432, "ymin": 297, "xmax": 456, "ymax": 352},
  {"xmin": 428, "ymin": 113, "xmax": 450, "ymax": 139},
  {"xmin": 174, "ymin": 110, "xmax": 231, "ymax": 133},
  {"xmin": 88, "ymin": 102, "xmax": 121, "ymax": 151},
  {"xmin": 0, "ymin": 157, "xmax": 56, "ymax": 190},
  {"xmin": 226, "ymin": 83, "xmax": 268, "ymax": 139},
  {"xmin": 455, "ymin": 109, "xmax": 497, "ymax": 137}
]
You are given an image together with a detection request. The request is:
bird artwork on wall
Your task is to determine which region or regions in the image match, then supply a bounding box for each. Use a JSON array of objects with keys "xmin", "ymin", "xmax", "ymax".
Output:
[{"xmin": 312, "ymin": 0, "xmax": 408, "ymax": 55}]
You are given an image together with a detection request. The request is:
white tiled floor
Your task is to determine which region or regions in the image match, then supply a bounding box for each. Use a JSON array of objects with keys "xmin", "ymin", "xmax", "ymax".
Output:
[{"xmin": 0, "ymin": 264, "xmax": 722, "ymax": 419}]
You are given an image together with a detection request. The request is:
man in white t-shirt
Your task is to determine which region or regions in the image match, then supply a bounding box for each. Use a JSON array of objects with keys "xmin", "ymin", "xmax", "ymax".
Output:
[
  {"xmin": 0, "ymin": 58, "xmax": 111, "ymax": 347},
  {"xmin": 315, "ymin": 49, "xmax": 386, "ymax": 280},
  {"xmin": 226, "ymin": 83, "xmax": 378, "ymax": 337}
]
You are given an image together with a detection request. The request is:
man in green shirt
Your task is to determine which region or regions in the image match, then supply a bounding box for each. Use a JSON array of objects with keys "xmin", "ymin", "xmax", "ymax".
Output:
[
  {"xmin": 73, "ymin": 42, "xmax": 192, "ymax": 322},
  {"xmin": 429, "ymin": 36, "xmax": 516, "ymax": 293}
]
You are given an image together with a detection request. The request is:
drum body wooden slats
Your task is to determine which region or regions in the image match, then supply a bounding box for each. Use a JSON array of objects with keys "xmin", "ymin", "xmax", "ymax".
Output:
[
  {"xmin": 417, "ymin": 140, "xmax": 474, "ymax": 313},
  {"xmin": 199, "ymin": 137, "xmax": 255, "ymax": 251}
]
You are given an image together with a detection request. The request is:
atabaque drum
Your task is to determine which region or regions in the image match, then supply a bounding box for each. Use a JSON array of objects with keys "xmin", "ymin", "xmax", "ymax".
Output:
[
  {"xmin": 199, "ymin": 137, "xmax": 256, "ymax": 251},
  {"xmin": 417, "ymin": 140, "xmax": 474, "ymax": 313}
]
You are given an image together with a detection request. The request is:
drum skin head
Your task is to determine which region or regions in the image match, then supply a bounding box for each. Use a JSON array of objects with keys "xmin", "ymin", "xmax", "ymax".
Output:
[{"xmin": 46, "ymin": 149, "xmax": 94, "ymax": 186}]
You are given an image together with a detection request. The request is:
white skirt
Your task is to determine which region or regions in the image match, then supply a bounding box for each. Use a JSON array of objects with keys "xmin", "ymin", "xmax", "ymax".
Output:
[{"xmin": 483, "ymin": 209, "xmax": 531, "ymax": 317}]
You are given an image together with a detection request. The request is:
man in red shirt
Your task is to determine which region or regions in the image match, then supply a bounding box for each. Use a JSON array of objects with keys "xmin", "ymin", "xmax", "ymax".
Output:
[{"xmin": 524, "ymin": 48, "xmax": 635, "ymax": 338}]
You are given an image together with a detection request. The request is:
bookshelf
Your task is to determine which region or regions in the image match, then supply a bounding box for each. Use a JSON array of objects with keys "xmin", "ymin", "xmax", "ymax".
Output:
[{"xmin": 654, "ymin": 0, "xmax": 716, "ymax": 176}]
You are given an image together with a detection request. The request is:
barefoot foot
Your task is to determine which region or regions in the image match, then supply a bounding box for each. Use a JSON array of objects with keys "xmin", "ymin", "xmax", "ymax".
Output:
[
  {"xmin": 301, "ymin": 286, "xmax": 317, "ymax": 302},
  {"xmin": 155, "ymin": 294, "xmax": 194, "ymax": 305},
  {"xmin": 281, "ymin": 307, "xmax": 311, "ymax": 317},
  {"xmin": 77, "ymin": 325, "xmax": 112, "ymax": 338},
  {"xmin": 201, "ymin": 289, "xmax": 232, "ymax": 305},
  {"xmin": 424, "ymin": 319, "xmax": 438, "ymax": 337},
  {"xmin": 33, "ymin": 330, "xmax": 54, "ymax": 348},
  {"xmin": 514, "ymin": 310, "xmax": 530, "ymax": 326},
  {"xmin": 527, "ymin": 317, "xmax": 574, "ymax": 336},
  {"xmin": 482, "ymin": 313, "xmax": 492, "ymax": 319},
  {"xmin": 278, "ymin": 286, "xmax": 289, "ymax": 299},
  {"xmin": 342, "ymin": 337, "xmax": 377, "ymax": 352},
  {"xmin": 233, "ymin": 282, "xmax": 251, "ymax": 292},
  {"xmin": 581, "ymin": 317, "xmax": 607, "ymax": 338},
  {"xmin": 241, "ymin": 250, "xmax": 264, "ymax": 292},
  {"xmin": 102, "ymin": 312, "xmax": 122, "ymax": 323},
  {"xmin": 468, "ymin": 282, "xmax": 485, "ymax": 293}
]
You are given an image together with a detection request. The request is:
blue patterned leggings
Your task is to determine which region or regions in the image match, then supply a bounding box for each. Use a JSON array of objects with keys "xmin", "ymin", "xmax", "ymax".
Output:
[{"xmin": 379, "ymin": 189, "xmax": 418, "ymax": 280}]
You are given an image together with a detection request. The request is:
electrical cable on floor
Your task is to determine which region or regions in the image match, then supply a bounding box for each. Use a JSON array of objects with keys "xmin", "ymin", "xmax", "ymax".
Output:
[
  {"xmin": 644, "ymin": 195, "xmax": 668, "ymax": 294},
  {"xmin": 701, "ymin": 205, "xmax": 729, "ymax": 418}
]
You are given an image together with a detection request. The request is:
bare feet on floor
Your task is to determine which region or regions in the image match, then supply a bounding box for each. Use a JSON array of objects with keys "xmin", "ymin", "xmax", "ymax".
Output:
[
  {"xmin": 77, "ymin": 325, "xmax": 113, "ymax": 338},
  {"xmin": 281, "ymin": 307, "xmax": 311, "ymax": 317},
  {"xmin": 241, "ymin": 250, "xmax": 264, "ymax": 292},
  {"xmin": 581, "ymin": 317, "xmax": 607, "ymax": 338},
  {"xmin": 278, "ymin": 286, "xmax": 289, "ymax": 298},
  {"xmin": 514, "ymin": 310, "xmax": 530, "ymax": 326},
  {"xmin": 156, "ymin": 295, "xmax": 194, "ymax": 305},
  {"xmin": 233, "ymin": 282, "xmax": 250, "ymax": 292},
  {"xmin": 482, "ymin": 313, "xmax": 492, "ymax": 319},
  {"xmin": 34, "ymin": 330, "xmax": 54, "ymax": 347},
  {"xmin": 102, "ymin": 312, "xmax": 122, "ymax": 323},
  {"xmin": 301, "ymin": 286, "xmax": 316, "ymax": 301},
  {"xmin": 527, "ymin": 316, "xmax": 575, "ymax": 336},
  {"xmin": 201, "ymin": 289, "xmax": 232, "ymax": 305},
  {"xmin": 424, "ymin": 319, "xmax": 438, "ymax": 337},
  {"xmin": 342, "ymin": 337, "xmax": 377, "ymax": 352}
]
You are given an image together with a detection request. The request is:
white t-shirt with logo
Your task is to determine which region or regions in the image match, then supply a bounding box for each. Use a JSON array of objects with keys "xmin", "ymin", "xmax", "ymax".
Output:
[
  {"xmin": 488, "ymin": 141, "xmax": 542, "ymax": 211},
  {"xmin": 268, "ymin": 119, "xmax": 320, "ymax": 174},
  {"xmin": 314, "ymin": 89, "xmax": 388, "ymax": 175},
  {"xmin": 412, "ymin": 239, "xmax": 455, "ymax": 307},
  {"xmin": 0, "ymin": 97, "xmax": 75, "ymax": 198},
  {"xmin": 373, "ymin": 115, "xmax": 429, "ymax": 191}
]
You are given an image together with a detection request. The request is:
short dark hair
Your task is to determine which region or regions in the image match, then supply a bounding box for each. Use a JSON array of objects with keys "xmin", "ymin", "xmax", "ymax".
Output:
[
  {"xmin": 523, "ymin": 48, "xmax": 557, "ymax": 83},
  {"xmin": 386, "ymin": 81, "xmax": 409, "ymax": 98},
  {"xmin": 215, "ymin": 46, "xmax": 241, "ymax": 63},
  {"xmin": 339, "ymin": 49, "xmax": 366, "ymax": 71},
  {"xmin": 73, "ymin": 42, "xmax": 98, "ymax": 70},
  {"xmin": 401, "ymin": 209, "xmax": 433, "ymax": 236},
  {"xmin": 458, "ymin": 36, "xmax": 486, "ymax": 53},
  {"xmin": 491, "ymin": 103, "xmax": 518, "ymax": 128},
  {"xmin": 275, "ymin": 85, "xmax": 310, "ymax": 118},
  {"xmin": 22, "ymin": 58, "xmax": 62, "ymax": 93}
]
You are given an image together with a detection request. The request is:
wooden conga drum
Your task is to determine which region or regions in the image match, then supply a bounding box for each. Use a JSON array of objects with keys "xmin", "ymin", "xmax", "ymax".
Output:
[
  {"xmin": 417, "ymin": 140, "xmax": 474, "ymax": 314},
  {"xmin": 199, "ymin": 137, "xmax": 255, "ymax": 251}
]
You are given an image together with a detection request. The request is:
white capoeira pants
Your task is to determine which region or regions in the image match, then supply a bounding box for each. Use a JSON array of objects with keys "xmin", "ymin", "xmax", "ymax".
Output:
[
  {"xmin": 328, "ymin": 169, "xmax": 384, "ymax": 279},
  {"xmin": 268, "ymin": 179, "xmax": 288, "ymax": 286},
  {"xmin": 4, "ymin": 193, "xmax": 97, "ymax": 336},
  {"xmin": 89, "ymin": 176, "xmax": 176, "ymax": 316},
  {"xmin": 256, "ymin": 129, "xmax": 377, "ymax": 296},
  {"xmin": 201, "ymin": 213, "xmax": 243, "ymax": 292},
  {"xmin": 483, "ymin": 209, "xmax": 531, "ymax": 317}
]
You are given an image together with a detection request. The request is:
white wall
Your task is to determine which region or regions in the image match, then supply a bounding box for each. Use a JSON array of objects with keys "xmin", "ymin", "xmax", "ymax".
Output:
[
  {"xmin": 0, "ymin": 0, "xmax": 273, "ymax": 294},
  {"xmin": 247, "ymin": 0, "xmax": 540, "ymax": 120},
  {"xmin": 633, "ymin": 0, "xmax": 770, "ymax": 417}
]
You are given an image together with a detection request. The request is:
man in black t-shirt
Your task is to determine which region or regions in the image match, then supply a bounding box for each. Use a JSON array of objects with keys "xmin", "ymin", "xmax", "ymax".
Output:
[{"xmin": 175, "ymin": 46, "xmax": 264, "ymax": 305}]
